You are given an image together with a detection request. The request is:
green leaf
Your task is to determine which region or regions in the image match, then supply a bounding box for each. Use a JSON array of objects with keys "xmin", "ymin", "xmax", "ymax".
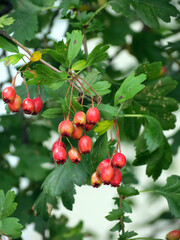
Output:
[
  {"xmin": 105, "ymin": 208, "xmax": 124, "ymax": 221},
  {"xmin": 110, "ymin": 222, "xmax": 121, "ymax": 232},
  {"xmin": 0, "ymin": 14, "xmax": 15, "ymax": 28},
  {"xmin": 122, "ymin": 200, "xmax": 132, "ymax": 213},
  {"xmin": 117, "ymin": 185, "xmax": 139, "ymax": 198},
  {"xmin": 94, "ymin": 120, "xmax": 114, "ymax": 136},
  {"xmin": 0, "ymin": 36, "xmax": 19, "ymax": 53},
  {"xmin": 61, "ymin": 186, "xmax": 76, "ymax": 211},
  {"xmin": 82, "ymin": 69, "xmax": 100, "ymax": 89},
  {"xmin": 87, "ymin": 81, "xmax": 111, "ymax": 96},
  {"xmin": 118, "ymin": 230, "xmax": 137, "ymax": 240},
  {"xmin": 114, "ymin": 72, "xmax": 146, "ymax": 106},
  {"xmin": 60, "ymin": 0, "xmax": 80, "ymax": 16},
  {"xmin": 98, "ymin": 104, "xmax": 118, "ymax": 120},
  {"xmin": 41, "ymin": 108, "xmax": 62, "ymax": 119},
  {"xmin": 0, "ymin": 53, "xmax": 24, "ymax": 66},
  {"xmin": 0, "ymin": 190, "xmax": 17, "ymax": 219},
  {"xmin": 136, "ymin": 62, "xmax": 162, "ymax": 81},
  {"xmin": 0, "ymin": 217, "xmax": 23, "ymax": 239},
  {"xmin": 66, "ymin": 30, "xmax": 84, "ymax": 66},
  {"xmin": 71, "ymin": 60, "xmax": 86, "ymax": 71},
  {"xmin": 155, "ymin": 175, "xmax": 180, "ymax": 218}
]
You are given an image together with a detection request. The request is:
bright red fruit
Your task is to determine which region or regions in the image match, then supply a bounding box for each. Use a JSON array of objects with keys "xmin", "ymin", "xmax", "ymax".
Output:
[
  {"xmin": 110, "ymin": 168, "xmax": 122, "ymax": 187},
  {"xmin": 32, "ymin": 98, "xmax": 43, "ymax": 115},
  {"xmin": 166, "ymin": 230, "xmax": 180, "ymax": 240},
  {"xmin": 53, "ymin": 146, "xmax": 67, "ymax": 164},
  {"xmin": 78, "ymin": 135, "xmax": 92, "ymax": 154},
  {"xmin": 73, "ymin": 111, "xmax": 86, "ymax": 127},
  {"xmin": 58, "ymin": 120, "xmax": 73, "ymax": 137},
  {"xmin": 96, "ymin": 159, "xmax": 111, "ymax": 175},
  {"xmin": 86, "ymin": 108, "xmax": 100, "ymax": 124},
  {"xmin": 2, "ymin": 86, "xmax": 16, "ymax": 103},
  {"xmin": 52, "ymin": 139, "xmax": 66, "ymax": 152},
  {"xmin": 68, "ymin": 148, "xmax": 81, "ymax": 164},
  {"xmin": 22, "ymin": 98, "xmax": 35, "ymax": 114},
  {"xmin": 91, "ymin": 172, "xmax": 102, "ymax": 188},
  {"xmin": 111, "ymin": 153, "xmax": 126, "ymax": 169},
  {"xmin": 84, "ymin": 123, "xmax": 94, "ymax": 132},
  {"xmin": 101, "ymin": 166, "xmax": 114, "ymax": 185},
  {"xmin": 72, "ymin": 125, "xmax": 83, "ymax": 139},
  {"xmin": 8, "ymin": 95, "xmax": 21, "ymax": 112}
]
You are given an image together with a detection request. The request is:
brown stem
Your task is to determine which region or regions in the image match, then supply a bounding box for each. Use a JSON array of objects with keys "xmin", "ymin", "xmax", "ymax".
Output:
[
  {"xmin": 67, "ymin": 79, "xmax": 74, "ymax": 120},
  {"xmin": 82, "ymin": 29, "xmax": 90, "ymax": 73},
  {"xmin": 114, "ymin": 120, "xmax": 120, "ymax": 152},
  {"xmin": 115, "ymin": 119, "xmax": 121, "ymax": 153},
  {"xmin": 66, "ymin": 137, "xmax": 73, "ymax": 149},
  {"xmin": 65, "ymin": 80, "xmax": 73, "ymax": 99},
  {"xmin": 0, "ymin": 231, "xmax": 11, "ymax": 240},
  {"xmin": 23, "ymin": 76, "xmax": 30, "ymax": 98},
  {"xmin": 119, "ymin": 195, "xmax": 125, "ymax": 233}
]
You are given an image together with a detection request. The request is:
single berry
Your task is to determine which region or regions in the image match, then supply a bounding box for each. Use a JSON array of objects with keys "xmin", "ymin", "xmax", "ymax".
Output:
[
  {"xmin": 84, "ymin": 123, "xmax": 94, "ymax": 132},
  {"xmin": 22, "ymin": 98, "xmax": 35, "ymax": 114},
  {"xmin": 58, "ymin": 120, "xmax": 73, "ymax": 137},
  {"xmin": 96, "ymin": 159, "xmax": 111, "ymax": 175},
  {"xmin": 32, "ymin": 98, "xmax": 43, "ymax": 115},
  {"xmin": 68, "ymin": 148, "xmax": 81, "ymax": 164},
  {"xmin": 53, "ymin": 146, "xmax": 67, "ymax": 164},
  {"xmin": 110, "ymin": 168, "xmax": 122, "ymax": 187},
  {"xmin": 73, "ymin": 111, "xmax": 86, "ymax": 127},
  {"xmin": 86, "ymin": 107, "xmax": 100, "ymax": 125},
  {"xmin": 8, "ymin": 95, "xmax": 21, "ymax": 112},
  {"xmin": 101, "ymin": 166, "xmax": 114, "ymax": 185},
  {"xmin": 72, "ymin": 125, "xmax": 83, "ymax": 139},
  {"xmin": 52, "ymin": 139, "xmax": 66, "ymax": 152},
  {"xmin": 2, "ymin": 86, "xmax": 16, "ymax": 103},
  {"xmin": 111, "ymin": 153, "xmax": 126, "ymax": 169},
  {"xmin": 78, "ymin": 135, "xmax": 92, "ymax": 154},
  {"xmin": 91, "ymin": 172, "xmax": 102, "ymax": 188},
  {"xmin": 166, "ymin": 230, "xmax": 180, "ymax": 240}
]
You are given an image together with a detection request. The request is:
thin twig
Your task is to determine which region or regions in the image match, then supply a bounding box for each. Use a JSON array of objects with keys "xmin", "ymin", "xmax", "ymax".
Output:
[
  {"xmin": 119, "ymin": 195, "xmax": 125, "ymax": 233},
  {"xmin": 67, "ymin": 78, "xmax": 75, "ymax": 120}
]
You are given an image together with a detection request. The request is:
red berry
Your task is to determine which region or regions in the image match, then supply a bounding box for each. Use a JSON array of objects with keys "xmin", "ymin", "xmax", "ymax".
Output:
[
  {"xmin": 8, "ymin": 95, "xmax": 21, "ymax": 112},
  {"xmin": 84, "ymin": 123, "xmax": 94, "ymax": 132},
  {"xmin": 73, "ymin": 111, "xmax": 86, "ymax": 127},
  {"xmin": 101, "ymin": 166, "xmax": 114, "ymax": 185},
  {"xmin": 22, "ymin": 98, "xmax": 35, "ymax": 114},
  {"xmin": 32, "ymin": 98, "xmax": 43, "ymax": 115},
  {"xmin": 72, "ymin": 125, "xmax": 83, "ymax": 140},
  {"xmin": 86, "ymin": 108, "xmax": 100, "ymax": 125},
  {"xmin": 78, "ymin": 135, "xmax": 92, "ymax": 154},
  {"xmin": 91, "ymin": 172, "xmax": 102, "ymax": 188},
  {"xmin": 110, "ymin": 168, "xmax": 122, "ymax": 187},
  {"xmin": 166, "ymin": 230, "xmax": 180, "ymax": 240},
  {"xmin": 52, "ymin": 139, "xmax": 66, "ymax": 152},
  {"xmin": 2, "ymin": 86, "xmax": 16, "ymax": 103},
  {"xmin": 111, "ymin": 153, "xmax": 126, "ymax": 169},
  {"xmin": 58, "ymin": 120, "xmax": 73, "ymax": 137},
  {"xmin": 53, "ymin": 146, "xmax": 67, "ymax": 164},
  {"xmin": 68, "ymin": 148, "xmax": 81, "ymax": 164},
  {"xmin": 96, "ymin": 159, "xmax": 111, "ymax": 175}
]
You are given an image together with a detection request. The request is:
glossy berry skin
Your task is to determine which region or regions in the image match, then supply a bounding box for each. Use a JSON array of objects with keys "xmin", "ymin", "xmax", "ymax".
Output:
[
  {"xmin": 101, "ymin": 166, "xmax": 114, "ymax": 185},
  {"xmin": 166, "ymin": 230, "xmax": 180, "ymax": 240},
  {"xmin": 53, "ymin": 146, "xmax": 67, "ymax": 164},
  {"xmin": 72, "ymin": 125, "xmax": 83, "ymax": 140},
  {"xmin": 86, "ymin": 108, "xmax": 100, "ymax": 124},
  {"xmin": 73, "ymin": 111, "xmax": 86, "ymax": 127},
  {"xmin": 110, "ymin": 168, "xmax": 122, "ymax": 187},
  {"xmin": 2, "ymin": 86, "xmax": 16, "ymax": 103},
  {"xmin": 84, "ymin": 123, "xmax": 94, "ymax": 132},
  {"xmin": 78, "ymin": 135, "xmax": 92, "ymax": 154},
  {"xmin": 8, "ymin": 95, "xmax": 21, "ymax": 112},
  {"xmin": 96, "ymin": 159, "xmax": 111, "ymax": 175},
  {"xmin": 52, "ymin": 140, "xmax": 66, "ymax": 152},
  {"xmin": 58, "ymin": 120, "xmax": 73, "ymax": 137},
  {"xmin": 91, "ymin": 172, "xmax": 102, "ymax": 188},
  {"xmin": 22, "ymin": 98, "xmax": 35, "ymax": 114},
  {"xmin": 32, "ymin": 98, "xmax": 43, "ymax": 115},
  {"xmin": 111, "ymin": 153, "xmax": 126, "ymax": 169},
  {"xmin": 68, "ymin": 148, "xmax": 81, "ymax": 164}
]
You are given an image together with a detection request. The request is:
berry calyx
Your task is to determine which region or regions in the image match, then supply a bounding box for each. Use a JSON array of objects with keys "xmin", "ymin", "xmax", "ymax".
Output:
[
  {"xmin": 111, "ymin": 153, "xmax": 126, "ymax": 169},
  {"xmin": 58, "ymin": 120, "xmax": 73, "ymax": 137},
  {"xmin": 32, "ymin": 97, "xmax": 43, "ymax": 115},
  {"xmin": 8, "ymin": 95, "xmax": 21, "ymax": 112},
  {"xmin": 68, "ymin": 148, "xmax": 81, "ymax": 164},
  {"xmin": 78, "ymin": 135, "xmax": 92, "ymax": 154},
  {"xmin": 2, "ymin": 86, "xmax": 16, "ymax": 103},
  {"xmin": 86, "ymin": 107, "xmax": 100, "ymax": 125},
  {"xmin": 73, "ymin": 111, "xmax": 86, "ymax": 127},
  {"xmin": 52, "ymin": 139, "xmax": 66, "ymax": 152},
  {"xmin": 91, "ymin": 172, "xmax": 102, "ymax": 188},
  {"xmin": 96, "ymin": 159, "xmax": 111, "ymax": 175},
  {"xmin": 84, "ymin": 123, "xmax": 94, "ymax": 132},
  {"xmin": 22, "ymin": 98, "xmax": 35, "ymax": 114},
  {"xmin": 110, "ymin": 168, "xmax": 122, "ymax": 187},
  {"xmin": 166, "ymin": 230, "xmax": 180, "ymax": 240},
  {"xmin": 101, "ymin": 166, "xmax": 114, "ymax": 185},
  {"xmin": 72, "ymin": 125, "xmax": 83, "ymax": 140},
  {"xmin": 53, "ymin": 146, "xmax": 67, "ymax": 164}
]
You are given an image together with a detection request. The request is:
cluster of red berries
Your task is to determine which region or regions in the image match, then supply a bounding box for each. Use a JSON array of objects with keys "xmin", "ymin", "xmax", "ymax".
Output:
[
  {"xmin": 2, "ymin": 86, "xmax": 43, "ymax": 115},
  {"xmin": 91, "ymin": 152, "xmax": 126, "ymax": 188},
  {"xmin": 51, "ymin": 107, "xmax": 100, "ymax": 165}
]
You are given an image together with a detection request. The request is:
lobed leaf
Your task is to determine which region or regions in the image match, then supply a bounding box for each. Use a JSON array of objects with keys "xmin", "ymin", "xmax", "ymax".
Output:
[
  {"xmin": 0, "ymin": 190, "xmax": 17, "ymax": 219},
  {"xmin": 0, "ymin": 53, "xmax": 24, "ymax": 66}
]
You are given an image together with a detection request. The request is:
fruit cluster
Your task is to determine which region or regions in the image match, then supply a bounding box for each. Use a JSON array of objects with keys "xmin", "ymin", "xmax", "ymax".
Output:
[
  {"xmin": 51, "ymin": 108, "xmax": 100, "ymax": 165},
  {"xmin": 2, "ymin": 86, "xmax": 43, "ymax": 115},
  {"xmin": 91, "ymin": 152, "xmax": 126, "ymax": 188}
]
